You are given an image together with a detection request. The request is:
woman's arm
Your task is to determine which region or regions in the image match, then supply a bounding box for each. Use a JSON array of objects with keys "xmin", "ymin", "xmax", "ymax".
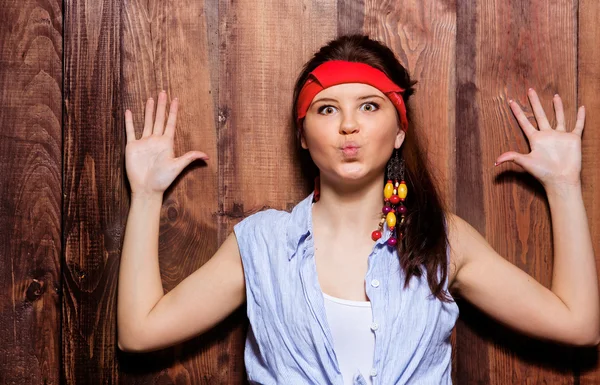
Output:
[
  {"xmin": 449, "ymin": 89, "xmax": 599, "ymax": 346},
  {"xmin": 117, "ymin": 92, "xmax": 246, "ymax": 352},
  {"xmin": 547, "ymin": 182, "xmax": 598, "ymax": 341},
  {"xmin": 448, "ymin": 186, "xmax": 599, "ymax": 346},
  {"xmin": 118, "ymin": 210, "xmax": 245, "ymax": 352}
]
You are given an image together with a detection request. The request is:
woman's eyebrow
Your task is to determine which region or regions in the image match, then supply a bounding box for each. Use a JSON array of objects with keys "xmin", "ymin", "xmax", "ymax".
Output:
[
  {"xmin": 312, "ymin": 94, "xmax": 385, "ymax": 105},
  {"xmin": 357, "ymin": 95, "xmax": 385, "ymax": 101},
  {"xmin": 311, "ymin": 97, "xmax": 338, "ymax": 104}
]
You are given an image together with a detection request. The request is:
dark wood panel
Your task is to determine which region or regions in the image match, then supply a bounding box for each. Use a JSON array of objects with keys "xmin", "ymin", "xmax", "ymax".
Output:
[
  {"xmin": 454, "ymin": 0, "xmax": 490, "ymax": 382},
  {"xmin": 338, "ymin": 0, "xmax": 364, "ymax": 35},
  {"xmin": 0, "ymin": 0, "xmax": 63, "ymax": 384},
  {"xmin": 576, "ymin": 1, "xmax": 600, "ymax": 381},
  {"xmin": 62, "ymin": 0, "xmax": 123, "ymax": 383},
  {"xmin": 456, "ymin": 0, "xmax": 578, "ymax": 383}
]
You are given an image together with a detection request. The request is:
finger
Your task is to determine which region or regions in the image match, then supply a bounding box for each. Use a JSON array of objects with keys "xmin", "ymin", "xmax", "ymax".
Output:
[
  {"xmin": 125, "ymin": 109, "xmax": 136, "ymax": 143},
  {"xmin": 164, "ymin": 98, "xmax": 179, "ymax": 138},
  {"xmin": 495, "ymin": 151, "xmax": 529, "ymax": 169},
  {"xmin": 142, "ymin": 97, "xmax": 155, "ymax": 138},
  {"xmin": 572, "ymin": 106, "xmax": 586, "ymax": 136},
  {"xmin": 509, "ymin": 99, "xmax": 537, "ymax": 138},
  {"xmin": 172, "ymin": 151, "xmax": 210, "ymax": 175},
  {"xmin": 553, "ymin": 94, "xmax": 566, "ymax": 131},
  {"xmin": 527, "ymin": 88, "xmax": 551, "ymax": 130},
  {"xmin": 153, "ymin": 90, "xmax": 168, "ymax": 135}
]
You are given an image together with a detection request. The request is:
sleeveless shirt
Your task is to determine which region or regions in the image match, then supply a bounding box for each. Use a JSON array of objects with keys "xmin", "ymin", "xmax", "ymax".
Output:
[{"xmin": 233, "ymin": 191, "xmax": 459, "ymax": 384}]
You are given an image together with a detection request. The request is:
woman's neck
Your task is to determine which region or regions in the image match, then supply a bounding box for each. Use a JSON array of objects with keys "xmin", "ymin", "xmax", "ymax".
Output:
[{"xmin": 312, "ymin": 175, "xmax": 384, "ymax": 240}]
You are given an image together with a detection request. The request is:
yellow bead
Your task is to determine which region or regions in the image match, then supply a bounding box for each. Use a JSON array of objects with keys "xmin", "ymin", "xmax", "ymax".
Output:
[
  {"xmin": 398, "ymin": 183, "xmax": 407, "ymax": 199},
  {"xmin": 384, "ymin": 182, "xmax": 394, "ymax": 199},
  {"xmin": 386, "ymin": 212, "xmax": 396, "ymax": 228}
]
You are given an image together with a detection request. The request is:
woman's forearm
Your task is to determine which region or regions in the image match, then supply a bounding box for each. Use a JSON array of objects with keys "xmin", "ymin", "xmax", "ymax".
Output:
[
  {"xmin": 547, "ymin": 182, "xmax": 599, "ymax": 340},
  {"xmin": 117, "ymin": 193, "xmax": 165, "ymax": 348}
]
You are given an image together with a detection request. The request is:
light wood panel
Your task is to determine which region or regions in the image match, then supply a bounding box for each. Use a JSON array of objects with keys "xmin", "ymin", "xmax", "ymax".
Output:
[
  {"xmin": 577, "ymin": 0, "xmax": 600, "ymax": 381},
  {"xmin": 456, "ymin": 0, "xmax": 578, "ymax": 383}
]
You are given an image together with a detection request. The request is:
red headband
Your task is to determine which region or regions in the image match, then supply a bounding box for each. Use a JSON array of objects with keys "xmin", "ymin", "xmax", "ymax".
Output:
[{"xmin": 296, "ymin": 60, "xmax": 408, "ymax": 131}]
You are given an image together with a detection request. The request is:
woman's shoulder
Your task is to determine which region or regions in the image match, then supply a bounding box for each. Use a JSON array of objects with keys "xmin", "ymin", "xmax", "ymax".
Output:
[
  {"xmin": 233, "ymin": 207, "xmax": 291, "ymax": 236},
  {"xmin": 233, "ymin": 193, "xmax": 313, "ymax": 234}
]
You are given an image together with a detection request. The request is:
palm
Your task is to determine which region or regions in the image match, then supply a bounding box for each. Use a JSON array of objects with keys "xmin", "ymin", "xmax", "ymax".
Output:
[
  {"xmin": 524, "ymin": 129, "xmax": 582, "ymax": 186},
  {"xmin": 124, "ymin": 91, "xmax": 209, "ymax": 196},
  {"xmin": 126, "ymin": 135, "xmax": 177, "ymax": 193},
  {"xmin": 497, "ymin": 89, "xmax": 586, "ymax": 188}
]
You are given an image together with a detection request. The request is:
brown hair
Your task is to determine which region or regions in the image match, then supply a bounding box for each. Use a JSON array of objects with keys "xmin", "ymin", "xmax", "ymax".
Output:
[{"xmin": 291, "ymin": 34, "xmax": 453, "ymax": 303}]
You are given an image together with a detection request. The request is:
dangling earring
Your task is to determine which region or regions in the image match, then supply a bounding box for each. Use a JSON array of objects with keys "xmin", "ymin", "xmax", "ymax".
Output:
[{"xmin": 372, "ymin": 149, "xmax": 407, "ymax": 246}]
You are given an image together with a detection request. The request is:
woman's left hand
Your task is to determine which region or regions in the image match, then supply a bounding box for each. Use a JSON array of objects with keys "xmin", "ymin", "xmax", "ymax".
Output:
[{"xmin": 495, "ymin": 88, "xmax": 586, "ymax": 189}]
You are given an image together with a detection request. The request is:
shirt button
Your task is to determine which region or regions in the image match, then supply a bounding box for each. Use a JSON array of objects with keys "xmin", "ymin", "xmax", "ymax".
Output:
[
  {"xmin": 371, "ymin": 279, "xmax": 380, "ymax": 288},
  {"xmin": 370, "ymin": 368, "xmax": 378, "ymax": 377},
  {"xmin": 370, "ymin": 322, "xmax": 379, "ymax": 331}
]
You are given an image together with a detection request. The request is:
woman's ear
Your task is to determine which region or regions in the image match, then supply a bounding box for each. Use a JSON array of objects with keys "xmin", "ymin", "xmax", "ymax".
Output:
[
  {"xmin": 300, "ymin": 130, "xmax": 308, "ymax": 149},
  {"xmin": 394, "ymin": 129, "xmax": 405, "ymax": 149}
]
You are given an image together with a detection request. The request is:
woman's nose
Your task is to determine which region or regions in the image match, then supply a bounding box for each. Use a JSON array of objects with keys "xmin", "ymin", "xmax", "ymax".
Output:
[{"xmin": 339, "ymin": 112, "xmax": 359, "ymax": 134}]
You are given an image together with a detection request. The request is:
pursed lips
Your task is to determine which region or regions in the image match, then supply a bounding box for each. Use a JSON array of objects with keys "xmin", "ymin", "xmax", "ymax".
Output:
[{"xmin": 340, "ymin": 142, "xmax": 360, "ymax": 156}]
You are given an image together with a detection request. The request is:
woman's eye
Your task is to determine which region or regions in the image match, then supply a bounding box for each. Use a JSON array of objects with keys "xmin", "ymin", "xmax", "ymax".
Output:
[
  {"xmin": 318, "ymin": 106, "xmax": 337, "ymax": 115},
  {"xmin": 361, "ymin": 102, "xmax": 379, "ymax": 112}
]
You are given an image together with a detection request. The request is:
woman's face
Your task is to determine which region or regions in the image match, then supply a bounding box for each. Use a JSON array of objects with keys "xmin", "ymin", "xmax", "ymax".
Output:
[{"xmin": 300, "ymin": 83, "xmax": 405, "ymax": 185}]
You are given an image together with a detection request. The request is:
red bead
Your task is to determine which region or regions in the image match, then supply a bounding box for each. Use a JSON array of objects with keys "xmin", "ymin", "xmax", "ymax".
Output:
[
  {"xmin": 382, "ymin": 206, "xmax": 392, "ymax": 214},
  {"xmin": 390, "ymin": 195, "xmax": 400, "ymax": 205},
  {"xmin": 371, "ymin": 230, "xmax": 382, "ymax": 241},
  {"xmin": 389, "ymin": 226, "xmax": 395, "ymax": 232},
  {"xmin": 387, "ymin": 179, "xmax": 393, "ymax": 184},
  {"xmin": 384, "ymin": 198, "xmax": 389, "ymax": 202},
  {"xmin": 398, "ymin": 205, "xmax": 407, "ymax": 214},
  {"xmin": 387, "ymin": 237, "xmax": 397, "ymax": 246}
]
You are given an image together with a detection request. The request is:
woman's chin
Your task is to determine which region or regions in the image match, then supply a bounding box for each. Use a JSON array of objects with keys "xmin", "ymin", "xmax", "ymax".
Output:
[{"xmin": 334, "ymin": 164, "xmax": 369, "ymax": 182}]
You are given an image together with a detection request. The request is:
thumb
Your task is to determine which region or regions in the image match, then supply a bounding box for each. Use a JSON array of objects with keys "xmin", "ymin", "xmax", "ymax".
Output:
[
  {"xmin": 495, "ymin": 151, "xmax": 529, "ymax": 168},
  {"xmin": 172, "ymin": 151, "xmax": 209, "ymax": 174}
]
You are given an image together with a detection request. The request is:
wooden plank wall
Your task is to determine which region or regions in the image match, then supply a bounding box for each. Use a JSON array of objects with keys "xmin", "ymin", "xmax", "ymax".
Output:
[
  {"xmin": 0, "ymin": 0, "xmax": 599, "ymax": 383},
  {"xmin": 0, "ymin": 0, "xmax": 63, "ymax": 384}
]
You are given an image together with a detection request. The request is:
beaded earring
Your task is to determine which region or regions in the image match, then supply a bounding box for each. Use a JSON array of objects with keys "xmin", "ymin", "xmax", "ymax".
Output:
[{"xmin": 372, "ymin": 149, "xmax": 407, "ymax": 246}]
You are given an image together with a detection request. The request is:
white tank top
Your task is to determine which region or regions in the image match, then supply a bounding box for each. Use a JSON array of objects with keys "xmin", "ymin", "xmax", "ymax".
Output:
[{"xmin": 322, "ymin": 292, "xmax": 375, "ymax": 385}]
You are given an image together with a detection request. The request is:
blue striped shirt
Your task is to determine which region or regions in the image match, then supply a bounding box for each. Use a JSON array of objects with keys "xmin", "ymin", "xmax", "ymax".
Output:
[{"xmin": 233, "ymin": 191, "xmax": 459, "ymax": 384}]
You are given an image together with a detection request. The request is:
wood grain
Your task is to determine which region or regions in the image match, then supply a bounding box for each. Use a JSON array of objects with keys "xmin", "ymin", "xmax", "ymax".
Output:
[
  {"xmin": 3, "ymin": 0, "xmax": 600, "ymax": 383},
  {"xmin": 62, "ymin": 0, "xmax": 124, "ymax": 383},
  {"xmin": 0, "ymin": 1, "xmax": 62, "ymax": 384},
  {"xmin": 217, "ymin": 0, "xmax": 338, "ymax": 228},
  {"xmin": 577, "ymin": 0, "xmax": 600, "ymax": 381},
  {"xmin": 456, "ymin": 0, "xmax": 578, "ymax": 383},
  {"xmin": 364, "ymin": 0, "xmax": 457, "ymax": 214},
  {"xmin": 119, "ymin": 0, "xmax": 237, "ymax": 383}
]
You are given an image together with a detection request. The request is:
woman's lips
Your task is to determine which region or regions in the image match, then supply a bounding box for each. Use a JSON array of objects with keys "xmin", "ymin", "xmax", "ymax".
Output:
[{"xmin": 341, "ymin": 145, "xmax": 360, "ymax": 156}]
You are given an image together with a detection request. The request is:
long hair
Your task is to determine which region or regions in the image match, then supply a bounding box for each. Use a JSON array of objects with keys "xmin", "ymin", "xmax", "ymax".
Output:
[{"xmin": 291, "ymin": 34, "xmax": 453, "ymax": 303}]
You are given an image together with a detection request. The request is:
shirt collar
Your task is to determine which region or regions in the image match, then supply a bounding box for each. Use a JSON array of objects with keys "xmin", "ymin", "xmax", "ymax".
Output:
[
  {"xmin": 286, "ymin": 191, "xmax": 315, "ymax": 260},
  {"xmin": 286, "ymin": 191, "xmax": 394, "ymax": 260}
]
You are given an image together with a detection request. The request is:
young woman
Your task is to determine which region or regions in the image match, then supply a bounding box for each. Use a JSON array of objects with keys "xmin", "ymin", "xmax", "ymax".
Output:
[{"xmin": 117, "ymin": 35, "xmax": 599, "ymax": 384}]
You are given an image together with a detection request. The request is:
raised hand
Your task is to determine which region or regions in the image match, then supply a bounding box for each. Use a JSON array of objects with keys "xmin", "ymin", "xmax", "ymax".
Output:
[
  {"xmin": 495, "ymin": 88, "xmax": 586, "ymax": 189},
  {"xmin": 124, "ymin": 91, "xmax": 209, "ymax": 197}
]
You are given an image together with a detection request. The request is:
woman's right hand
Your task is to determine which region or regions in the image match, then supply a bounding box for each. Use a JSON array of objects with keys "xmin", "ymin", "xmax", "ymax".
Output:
[{"xmin": 124, "ymin": 91, "xmax": 209, "ymax": 198}]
